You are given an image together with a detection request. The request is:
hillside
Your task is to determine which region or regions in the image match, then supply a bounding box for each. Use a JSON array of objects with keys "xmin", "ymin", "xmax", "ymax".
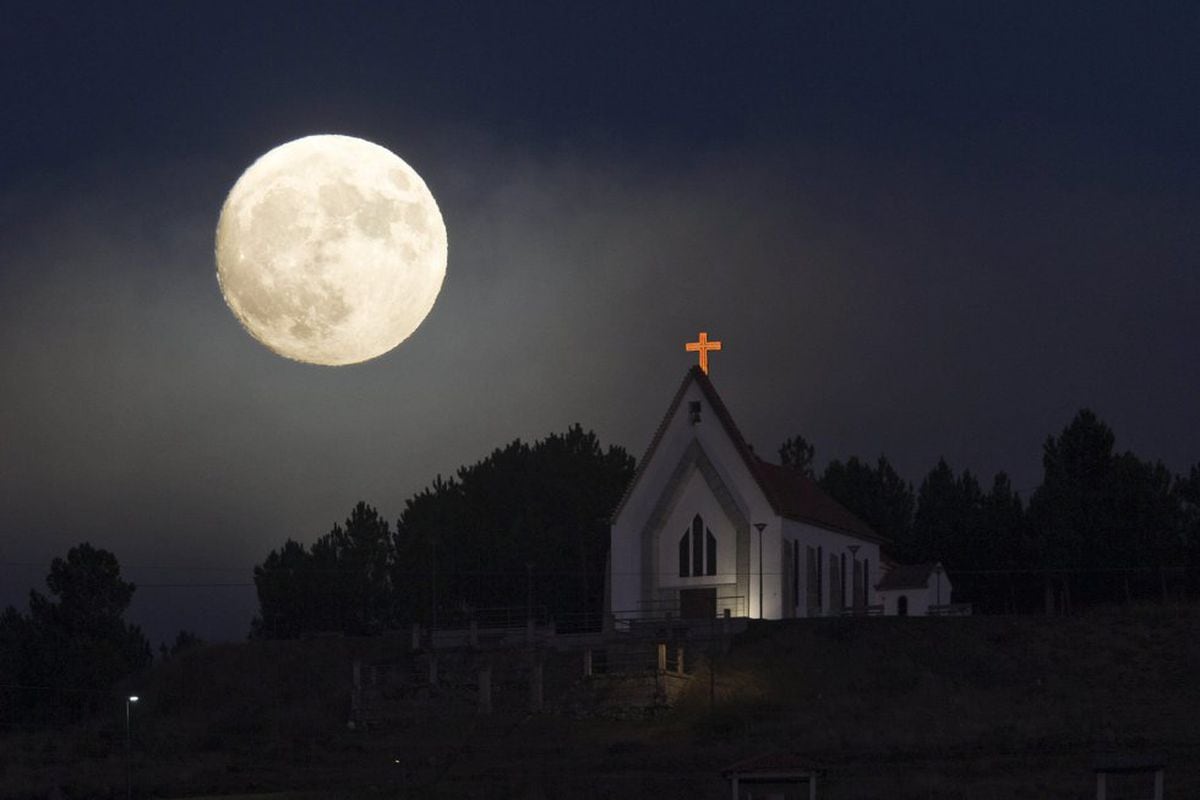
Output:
[{"xmin": 3, "ymin": 605, "xmax": 1197, "ymax": 799}]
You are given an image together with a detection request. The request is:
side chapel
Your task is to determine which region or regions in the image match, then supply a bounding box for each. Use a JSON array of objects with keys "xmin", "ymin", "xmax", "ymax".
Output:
[{"xmin": 609, "ymin": 334, "xmax": 948, "ymax": 620}]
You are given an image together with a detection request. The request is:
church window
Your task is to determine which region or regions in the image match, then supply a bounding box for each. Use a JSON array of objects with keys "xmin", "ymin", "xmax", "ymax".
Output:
[
  {"xmin": 792, "ymin": 541, "xmax": 800, "ymax": 609},
  {"xmin": 816, "ymin": 546, "xmax": 823, "ymax": 608},
  {"xmin": 840, "ymin": 553, "xmax": 847, "ymax": 609},
  {"xmin": 679, "ymin": 514, "xmax": 718, "ymax": 578},
  {"xmin": 863, "ymin": 558, "xmax": 870, "ymax": 607}
]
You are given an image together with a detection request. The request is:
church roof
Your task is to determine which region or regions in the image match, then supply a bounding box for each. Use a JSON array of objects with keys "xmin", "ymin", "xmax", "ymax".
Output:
[
  {"xmin": 611, "ymin": 366, "xmax": 885, "ymax": 545},
  {"xmin": 875, "ymin": 562, "xmax": 940, "ymax": 591}
]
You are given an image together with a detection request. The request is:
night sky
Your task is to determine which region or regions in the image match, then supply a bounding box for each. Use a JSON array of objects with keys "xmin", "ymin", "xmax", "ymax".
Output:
[{"xmin": 2, "ymin": 3, "xmax": 1198, "ymax": 645}]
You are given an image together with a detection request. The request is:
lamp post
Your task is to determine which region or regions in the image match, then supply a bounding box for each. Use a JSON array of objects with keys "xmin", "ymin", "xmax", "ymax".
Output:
[
  {"xmin": 753, "ymin": 523, "xmax": 767, "ymax": 619},
  {"xmin": 125, "ymin": 695, "xmax": 138, "ymax": 800},
  {"xmin": 847, "ymin": 545, "xmax": 860, "ymax": 611},
  {"xmin": 934, "ymin": 563, "xmax": 944, "ymax": 607}
]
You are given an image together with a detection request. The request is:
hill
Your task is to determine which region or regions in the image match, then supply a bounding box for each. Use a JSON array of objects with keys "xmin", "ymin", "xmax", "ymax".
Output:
[{"xmin": 2, "ymin": 605, "xmax": 1197, "ymax": 799}]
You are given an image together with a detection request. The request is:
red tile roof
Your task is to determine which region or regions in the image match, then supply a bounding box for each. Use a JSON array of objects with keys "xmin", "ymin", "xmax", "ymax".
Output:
[
  {"xmin": 611, "ymin": 367, "xmax": 885, "ymax": 545},
  {"xmin": 875, "ymin": 562, "xmax": 939, "ymax": 591}
]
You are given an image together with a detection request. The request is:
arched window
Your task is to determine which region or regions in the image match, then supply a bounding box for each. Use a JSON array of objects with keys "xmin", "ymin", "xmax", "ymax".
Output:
[
  {"xmin": 897, "ymin": 595, "xmax": 908, "ymax": 616},
  {"xmin": 678, "ymin": 514, "xmax": 718, "ymax": 578},
  {"xmin": 678, "ymin": 530, "xmax": 690, "ymax": 577}
]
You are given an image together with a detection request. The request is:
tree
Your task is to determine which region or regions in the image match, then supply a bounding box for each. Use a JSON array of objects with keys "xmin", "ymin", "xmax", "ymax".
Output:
[
  {"xmin": 251, "ymin": 426, "xmax": 635, "ymax": 638},
  {"xmin": 14, "ymin": 543, "xmax": 151, "ymax": 721},
  {"xmin": 977, "ymin": 472, "xmax": 1036, "ymax": 612},
  {"xmin": 778, "ymin": 435, "xmax": 816, "ymax": 477},
  {"xmin": 818, "ymin": 455, "xmax": 914, "ymax": 550},
  {"xmin": 1028, "ymin": 409, "xmax": 1184, "ymax": 609},
  {"xmin": 252, "ymin": 502, "xmax": 394, "ymax": 638},
  {"xmin": 251, "ymin": 539, "xmax": 318, "ymax": 639},
  {"xmin": 311, "ymin": 501, "xmax": 393, "ymax": 634},
  {"xmin": 392, "ymin": 425, "xmax": 634, "ymax": 625},
  {"xmin": 1177, "ymin": 464, "xmax": 1200, "ymax": 596},
  {"xmin": 159, "ymin": 629, "xmax": 204, "ymax": 661}
]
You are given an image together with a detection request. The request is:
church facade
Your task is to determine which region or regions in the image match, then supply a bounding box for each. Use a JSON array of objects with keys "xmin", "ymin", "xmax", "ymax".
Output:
[{"xmin": 609, "ymin": 365, "xmax": 893, "ymax": 621}]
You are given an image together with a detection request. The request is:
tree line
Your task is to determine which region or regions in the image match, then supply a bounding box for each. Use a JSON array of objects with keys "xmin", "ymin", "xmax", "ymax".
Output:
[
  {"xmin": 252, "ymin": 409, "xmax": 1199, "ymax": 636},
  {"xmin": 250, "ymin": 424, "xmax": 635, "ymax": 638},
  {"xmin": 780, "ymin": 409, "xmax": 1200, "ymax": 612}
]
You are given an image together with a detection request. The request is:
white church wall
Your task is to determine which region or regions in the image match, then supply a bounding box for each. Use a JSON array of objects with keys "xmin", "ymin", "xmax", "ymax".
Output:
[
  {"xmin": 610, "ymin": 379, "xmax": 774, "ymax": 620},
  {"xmin": 779, "ymin": 519, "xmax": 882, "ymax": 618},
  {"xmin": 656, "ymin": 468, "xmax": 738, "ymax": 591}
]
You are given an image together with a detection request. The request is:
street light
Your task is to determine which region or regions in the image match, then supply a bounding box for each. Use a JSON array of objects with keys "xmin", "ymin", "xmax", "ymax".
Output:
[
  {"xmin": 125, "ymin": 695, "xmax": 139, "ymax": 800},
  {"xmin": 934, "ymin": 563, "xmax": 944, "ymax": 607},
  {"xmin": 753, "ymin": 523, "xmax": 767, "ymax": 619}
]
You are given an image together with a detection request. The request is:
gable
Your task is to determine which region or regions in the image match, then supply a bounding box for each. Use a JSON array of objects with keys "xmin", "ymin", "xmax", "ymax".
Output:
[{"xmin": 611, "ymin": 366, "xmax": 884, "ymax": 545}]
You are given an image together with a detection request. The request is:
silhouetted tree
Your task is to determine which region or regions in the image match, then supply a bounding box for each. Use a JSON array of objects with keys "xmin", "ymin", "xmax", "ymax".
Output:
[
  {"xmin": 977, "ymin": 472, "xmax": 1036, "ymax": 612},
  {"xmin": 778, "ymin": 435, "xmax": 816, "ymax": 477},
  {"xmin": 5, "ymin": 544, "xmax": 151, "ymax": 721},
  {"xmin": 311, "ymin": 501, "xmax": 393, "ymax": 634},
  {"xmin": 819, "ymin": 455, "xmax": 914, "ymax": 550},
  {"xmin": 159, "ymin": 629, "xmax": 204, "ymax": 661},
  {"xmin": 1028, "ymin": 409, "xmax": 1185, "ymax": 609},
  {"xmin": 1177, "ymin": 464, "xmax": 1200, "ymax": 596},
  {"xmin": 392, "ymin": 425, "xmax": 634, "ymax": 625},
  {"xmin": 251, "ymin": 427, "xmax": 633, "ymax": 637},
  {"xmin": 252, "ymin": 502, "xmax": 393, "ymax": 638}
]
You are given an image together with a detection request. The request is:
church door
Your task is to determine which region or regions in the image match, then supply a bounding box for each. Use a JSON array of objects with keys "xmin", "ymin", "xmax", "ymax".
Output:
[{"xmin": 680, "ymin": 588, "xmax": 717, "ymax": 619}]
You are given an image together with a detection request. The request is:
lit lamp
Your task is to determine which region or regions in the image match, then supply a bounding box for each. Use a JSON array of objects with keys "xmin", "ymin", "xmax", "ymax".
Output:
[
  {"xmin": 125, "ymin": 695, "xmax": 139, "ymax": 800},
  {"xmin": 753, "ymin": 523, "xmax": 767, "ymax": 619}
]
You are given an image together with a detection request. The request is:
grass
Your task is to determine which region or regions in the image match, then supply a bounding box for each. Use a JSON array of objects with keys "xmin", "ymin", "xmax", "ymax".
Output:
[{"xmin": 2, "ymin": 604, "xmax": 1198, "ymax": 799}]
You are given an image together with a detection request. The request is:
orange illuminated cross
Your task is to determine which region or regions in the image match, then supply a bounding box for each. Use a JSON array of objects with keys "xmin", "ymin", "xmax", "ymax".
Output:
[{"xmin": 685, "ymin": 331, "xmax": 722, "ymax": 374}]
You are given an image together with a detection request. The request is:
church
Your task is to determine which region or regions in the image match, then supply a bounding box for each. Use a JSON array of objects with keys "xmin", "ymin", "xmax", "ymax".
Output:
[{"xmin": 609, "ymin": 333, "xmax": 951, "ymax": 621}]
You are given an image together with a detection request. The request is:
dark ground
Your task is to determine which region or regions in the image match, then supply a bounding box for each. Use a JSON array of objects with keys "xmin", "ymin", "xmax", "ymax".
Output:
[{"xmin": 2, "ymin": 604, "xmax": 1197, "ymax": 799}]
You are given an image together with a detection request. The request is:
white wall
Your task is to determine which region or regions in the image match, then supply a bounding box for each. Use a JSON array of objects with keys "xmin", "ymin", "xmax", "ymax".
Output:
[
  {"xmin": 779, "ymin": 519, "xmax": 881, "ymax": 618},
  {"xmin": 610, "ymin": 378, "xmax": 774, "ymax": 619},
  {"xmin": 656, "ymin": 468, "xmax": 738, "ymax": 591},
  {"xmin": 876, "ymin": 571, "xmax": 952, "ymax": 616}
]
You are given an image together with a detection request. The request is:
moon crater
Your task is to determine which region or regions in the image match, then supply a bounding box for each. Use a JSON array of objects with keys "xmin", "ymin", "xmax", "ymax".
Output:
[{"xmin": 215, "ymin": 135, "xmax": 447, "ymax": 366}]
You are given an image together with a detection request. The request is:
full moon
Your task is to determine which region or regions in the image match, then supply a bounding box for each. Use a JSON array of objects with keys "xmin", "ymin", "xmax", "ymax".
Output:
[{"xmin": 215, "ymin": 135, "xmax": 447, "ymax": 366}]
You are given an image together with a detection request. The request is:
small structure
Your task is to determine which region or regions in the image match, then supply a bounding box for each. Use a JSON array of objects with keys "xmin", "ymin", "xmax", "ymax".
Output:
[
  {"xmin": 874, "ymin": 561, "xmax": 957, "ymax": 616},
  {"xmin": 1092, "ymin": 753, "xmax": 1165, "ymax": 800},
  {"xmin": 723, "ymin": 753, "xmax": 821, "ymax": 800}
]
